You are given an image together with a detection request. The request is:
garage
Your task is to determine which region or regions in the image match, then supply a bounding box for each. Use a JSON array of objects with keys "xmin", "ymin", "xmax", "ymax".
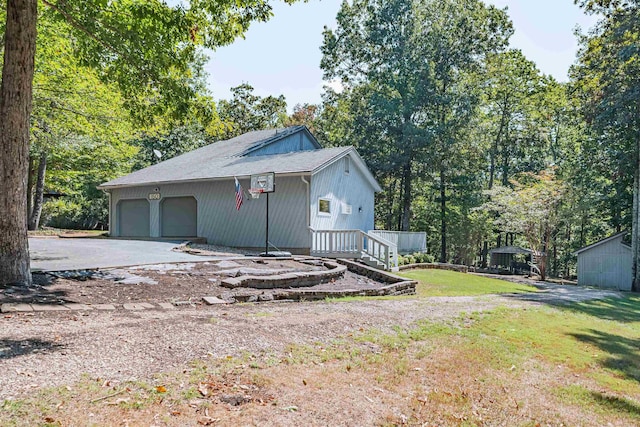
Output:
[
  {"xmin": 118, "ymin": 199, "xmax": 150, "ymax": 237},
  {"xmin": 161, "ymin": 196, "xmax": 197, "ymax": 237}
]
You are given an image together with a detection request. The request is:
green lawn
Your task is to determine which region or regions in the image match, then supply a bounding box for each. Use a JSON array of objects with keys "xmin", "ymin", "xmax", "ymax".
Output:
[{"xmin": 400, "ymin": 268, "xmax": 537, "ymax": 297}]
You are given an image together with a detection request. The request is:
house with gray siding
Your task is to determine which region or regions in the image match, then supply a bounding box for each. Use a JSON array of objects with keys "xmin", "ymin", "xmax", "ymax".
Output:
[
  {"xmin": 98, "ymin": 126, "xmax": 382, "ymax": 256},
  {"xmin": 574, "ymin": 232, "xmax": 632, "ymax": 291}
]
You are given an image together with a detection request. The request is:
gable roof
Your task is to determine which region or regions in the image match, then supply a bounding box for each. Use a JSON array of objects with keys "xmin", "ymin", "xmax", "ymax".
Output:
[
  {"xmin": 98, "ymin": 126, "xmax": 381, "ymax": 191},
  {"xmin": 574, "ymin": 231, "xmax": 630, "ymax": 255}
]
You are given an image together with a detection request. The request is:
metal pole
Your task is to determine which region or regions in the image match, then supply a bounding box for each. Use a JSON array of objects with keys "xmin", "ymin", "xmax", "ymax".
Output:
[{"xmin": 266, "ymin": 192, "xmax": 269, "ymax": 255}]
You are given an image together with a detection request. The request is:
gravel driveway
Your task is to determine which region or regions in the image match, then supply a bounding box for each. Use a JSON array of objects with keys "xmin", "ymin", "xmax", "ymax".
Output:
[{"xmin": 29, "ymin": 238, "xmax": 230, "ymax": 272}]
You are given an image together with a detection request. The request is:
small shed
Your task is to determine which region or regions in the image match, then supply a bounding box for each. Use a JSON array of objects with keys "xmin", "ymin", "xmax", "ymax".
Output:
[
  {"xmin": 489, "ymin": 246, "xmax": 532, "ymax": 274},
  {"xmin": 574, "ymin": 232, "xmax": 631, "ymax": 291}
]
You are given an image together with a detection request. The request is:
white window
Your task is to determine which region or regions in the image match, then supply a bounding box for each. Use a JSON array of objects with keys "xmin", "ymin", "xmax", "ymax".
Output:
[
  {"xmin": 318, "ymin": 198, "xmax": 331, "ymax": 215},
  {"xmin": 344, "ymin": 156, "xmax": 350, "ymax": 175}
]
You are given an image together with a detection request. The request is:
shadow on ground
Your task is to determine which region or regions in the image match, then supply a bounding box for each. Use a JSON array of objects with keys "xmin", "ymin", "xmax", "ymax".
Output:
[
  {"xmin": 589, "ymin": 390, "xmax": 640, "ymax": 417},
  {"xmin": 570, "ymin": 328, "xmax": 640, "ymax": 383},
  {"xmin": 0, "ymin": 339, "xmax": 65, "ymax": 360},
  {"xmin": 0, "ymin": 274, "xmax": 70, "ymax": 304},
  {"xmin": 565, "ymin": 296, "xmax": 640, "ymax": 323}
]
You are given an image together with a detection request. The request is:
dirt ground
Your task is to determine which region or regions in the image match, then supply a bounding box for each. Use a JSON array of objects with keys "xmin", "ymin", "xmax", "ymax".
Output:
[
  {"xmin": 0, "ymin": 296, "xmax": 508, "ymax": 402},
  {"xmin": 0, "ymin": 258, "xmax": 385, "ymax": 305}
]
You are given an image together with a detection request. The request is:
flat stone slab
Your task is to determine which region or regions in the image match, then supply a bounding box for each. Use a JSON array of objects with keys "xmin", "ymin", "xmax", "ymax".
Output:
[
  {"xmin": 202, "ymin": 296, "xmax": 227, "ymax": 305},
  {"xmin": 215, "ymin": 260, "xmax": 242, "ymax": 269},
  {"xmin": 92, "ymin": 304, "xmax": 116, "ymax": 310},
  {"xmin": 123, "ymin": 303, "xmax": 155, "ymax": 310},
  {"xmin": 33, "ymin": 304, "xmax": 70, "ymax": 312},
  {"xmin": 63, "ymin": 303, "xmax": 94, "ymax": 310},
  {"xmin": 1, "ymin": 303, "xmax": 33, "ymax": 313},
  {"xmin": 157, "ymin": 302, "xmax": 175, "ymax": 309}
]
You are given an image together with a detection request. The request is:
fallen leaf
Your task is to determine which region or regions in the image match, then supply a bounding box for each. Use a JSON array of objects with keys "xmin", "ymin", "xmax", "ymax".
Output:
[
  {"xmin": 197, "ymin": 417, "xmax": 219, "ymax": 425},
  {"xmin": 281, "ymin": 405, "xmax": 298, "ymax": 412},
  {"xmin": 198, "ymin": 383, "xmax": 209, "ymax": 397},
  {"xmin": 156, "ymin": 386, "xmax": 167, "ymax": 393},
  {"xmin": 43, "ymin": 417, "xmax": 55, "ymax": 423},
  {"xmin": 302, "ymin": 379, "xmax": 307, "ymax": 386}
]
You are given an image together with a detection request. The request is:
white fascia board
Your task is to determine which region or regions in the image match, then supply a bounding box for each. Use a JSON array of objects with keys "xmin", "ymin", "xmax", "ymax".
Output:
[{"xmin": 311, "ymin": 147, "xmax": 382, "ymax": 192}]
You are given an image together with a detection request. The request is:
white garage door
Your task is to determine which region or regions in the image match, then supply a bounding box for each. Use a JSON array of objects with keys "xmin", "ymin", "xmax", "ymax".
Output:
[
  {"xmin": 118, "ymin": 199, "xmax": 150, "ymax": 237},
  {"xmin": 161, "ymin": 196, "xmax": 197, "ymax": 237}
]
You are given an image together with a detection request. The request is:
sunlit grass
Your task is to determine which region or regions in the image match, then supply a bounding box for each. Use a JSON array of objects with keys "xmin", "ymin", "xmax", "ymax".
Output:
[{"xmin": 400, "ymin": 268, "xmax": 537, "ymax": 297}]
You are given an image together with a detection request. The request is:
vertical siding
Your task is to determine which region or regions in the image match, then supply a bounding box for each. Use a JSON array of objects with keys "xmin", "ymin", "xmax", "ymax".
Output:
[
  {"xmin": 247, "ymin": 132, "xmax": 316, "ymax": 156},
  {"xmin": 310, "ymin": 154, "xmax": 375, "ymax": 232},
  {"xmin": 577, "ymin": 235, "xmax": 632, "ymax": 290},
  {"xmin": 109, "ymin": 176, "xmax": 308, "ymax": 250},
  {"xmin": 149, "ymin": 200, "xmax": 160, "ymax": 237}
]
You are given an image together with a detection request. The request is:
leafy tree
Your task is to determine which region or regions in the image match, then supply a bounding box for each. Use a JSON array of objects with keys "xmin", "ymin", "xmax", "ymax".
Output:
[
  {"xmin": 132, "ymin": 124, "xmax": 212, "ymax": 170},
  {"xmin": 573, "ymin": 0, "xmax": 640, "ymax": 290},
  {"xmin": 217, "ymin": 83, "xmax": 287, "ymax": 138},
  {"xmin": 482, "ymin": 170, "xmax": 566, "ymax": 280},
  {"xmin": 284, "ymin": 103, "xmax": 320, "ymax": 135},
  {"xmin": 321, "ymin": 0, "xmax": 512, "ymax": 262},
  {"xmin": 28, "ymin": 11, "xmax": 136, "ymax": 231},
  {"xmin": 0, "ymin": 0, "xmax": 298, "ymax": 286},
  {"xmin": 482, "ymin": 49, "xmax": 543, "ymax": 189}
]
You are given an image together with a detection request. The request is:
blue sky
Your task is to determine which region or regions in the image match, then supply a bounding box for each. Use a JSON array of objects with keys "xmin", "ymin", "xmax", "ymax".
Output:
[{"xmin": 205, "ymin": 0, "xmax": 600, "ymax": 109}]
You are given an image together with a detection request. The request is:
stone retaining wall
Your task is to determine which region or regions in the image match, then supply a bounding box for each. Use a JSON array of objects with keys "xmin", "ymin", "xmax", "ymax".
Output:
[
  {"xmin": 218, "ymin": 258, "xmax": 417, "ymax": 303},
  {"xmin": 398, "ymin": 262, "xmax": 469, "ymax": 273},
  {"xmin": 227, "ymin": 280, "xmax": 416, "ymax": 303},
  {"xmin": 221, "ymin": 261, "xmax": 347, "ymax": 289}
]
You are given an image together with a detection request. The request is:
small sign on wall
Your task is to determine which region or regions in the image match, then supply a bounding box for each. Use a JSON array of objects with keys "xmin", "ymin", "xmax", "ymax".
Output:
[
  {"xmin": 341, "ymin": 203, "xmax": 352, "ymax": 215},
  {"xmin": 148, "ymin": 193, "xmax": 161, "ymax": 200}
]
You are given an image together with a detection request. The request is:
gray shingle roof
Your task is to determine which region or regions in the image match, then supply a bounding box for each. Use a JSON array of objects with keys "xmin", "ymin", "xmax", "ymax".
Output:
[{"xmin": 98, "ymin": 127, "xmax": 360, "ymax": 189}]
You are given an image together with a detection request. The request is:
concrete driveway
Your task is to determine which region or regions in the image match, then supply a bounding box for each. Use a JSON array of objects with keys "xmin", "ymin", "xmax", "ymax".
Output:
[{"xmin": 29, "ymin": 238, "xmax": 228, "ymax": 272}]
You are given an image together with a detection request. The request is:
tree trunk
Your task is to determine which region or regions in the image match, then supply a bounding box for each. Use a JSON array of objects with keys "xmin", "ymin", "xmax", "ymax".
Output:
[
  {"xmin": 439, "ymin": 166, "xmax": 447, "ymax": 263},
  {"xmin": 481, "ymin": 241, "xmax": 488, "ymax": 268},
  {"xmin": 400, "ymin": 159, "xmax": 412, "ymax": 231},
  {"xmin": 0, "ymin": 0, "xmax": 37, "ymax": 287},
  {"xmin": 632, "ymin": 143, "xmax": 640, "ymax": 292},
  {"xmin": 488, "ymin": 110, "xmax": 507, "ymax": 190},
  {"xmin": 28, "ymin": 151, "xmax": 46, "ymax": 231}
]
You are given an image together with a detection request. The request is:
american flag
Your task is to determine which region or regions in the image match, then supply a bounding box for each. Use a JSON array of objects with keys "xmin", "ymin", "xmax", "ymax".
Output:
[{"xmin": 234, "ymin": 177, "xmax": 243, "ymax": 211}]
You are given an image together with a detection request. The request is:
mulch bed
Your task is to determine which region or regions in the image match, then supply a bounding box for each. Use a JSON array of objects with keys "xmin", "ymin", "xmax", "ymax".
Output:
[{"xmin": 1, "ymin": 258, "xmax": 387, "ymax": 305}]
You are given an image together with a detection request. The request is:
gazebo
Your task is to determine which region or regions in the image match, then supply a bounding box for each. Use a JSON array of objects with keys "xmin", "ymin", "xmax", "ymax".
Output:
[{"xmin": 489, "ymin": 246, "xmax": 533, "ymax": 274}]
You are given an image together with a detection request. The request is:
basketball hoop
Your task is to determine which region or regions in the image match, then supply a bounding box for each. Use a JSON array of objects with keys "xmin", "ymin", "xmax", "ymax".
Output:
[{"xmin": 248, "ymin": 188, "xmax": 263, "ymax": 199}]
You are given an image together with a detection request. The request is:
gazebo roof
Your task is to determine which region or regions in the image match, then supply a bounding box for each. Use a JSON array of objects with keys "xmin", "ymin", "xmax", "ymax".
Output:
[{"xmin": 489, "ymin": 246, "xmax": 533, "ymax": 255}]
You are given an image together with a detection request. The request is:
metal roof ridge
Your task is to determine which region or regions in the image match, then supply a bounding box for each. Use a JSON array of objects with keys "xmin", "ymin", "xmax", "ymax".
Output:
[{"xmin": 573, "ymin": 231, "xmax": 629, "ymax": 255}]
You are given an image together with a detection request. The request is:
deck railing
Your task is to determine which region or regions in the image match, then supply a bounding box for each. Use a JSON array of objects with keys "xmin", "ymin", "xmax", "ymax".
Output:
[
  {"xmin": 310, "ymin": 229, "xmax": 398, "ymax": 271},
  {"xmin": 368, "ymin": 230, "xmax": 426, "ymax": 254}
]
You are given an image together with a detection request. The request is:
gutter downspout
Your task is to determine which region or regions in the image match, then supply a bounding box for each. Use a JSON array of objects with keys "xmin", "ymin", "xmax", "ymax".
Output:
[{"xmin": 301, "ymin": 175, "xmax": 311, "ymax": 252}]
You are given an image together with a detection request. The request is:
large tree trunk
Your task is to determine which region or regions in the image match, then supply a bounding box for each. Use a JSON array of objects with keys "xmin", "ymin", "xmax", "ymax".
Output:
[
  {"xmin": 439, "ymin": 166, "xmax": 447, "ymax": 263},
  {"xmin": 0, "ymin": 0, "xmax": 37, "ymax": 287},
  {"xmin": 632, "ymin": 143, "xmax": 640, "ymax": 292},
  {"xmin": 28, "ymin": 151, "xmax": 46, "ymax": 231},
  {"xmin": 400, "ymin": 159, "xmax": 412, "ymax": 231}
]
